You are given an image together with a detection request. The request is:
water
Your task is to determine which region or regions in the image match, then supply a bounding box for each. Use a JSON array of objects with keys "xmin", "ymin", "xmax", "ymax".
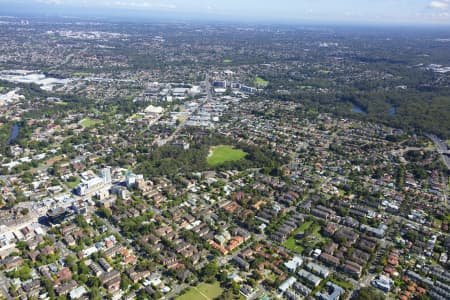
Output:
[
  {"xmin": 6, "ymin": 124, "xmax": 19, "ymax": 144},
  {"xmin": 389, "ymin": 106, "xmax": 396, "ymax": 115},
  {"xmin": 351, "ymin": 104, "xmax": 367, "ymax": 115}
]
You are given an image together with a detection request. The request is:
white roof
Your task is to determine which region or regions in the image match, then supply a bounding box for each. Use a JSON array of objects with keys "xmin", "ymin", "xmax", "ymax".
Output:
[
  {"xmin": 173, "ymin": 88, "xmax": 188, "ymax": 93},
  {"xmin": 144, "ymin": 105, "xmax": 164, "ymax": 114},
  {"xmin": 279, "ymin": 276, "xmax": 297, "ymax": 292},
  {"xmin": 69, "ymin": 286, "xmax": 87, "ymax": 299},
  {"xmin": 284, "ymin": 256, "xmax": 303, "ymax": 271}
]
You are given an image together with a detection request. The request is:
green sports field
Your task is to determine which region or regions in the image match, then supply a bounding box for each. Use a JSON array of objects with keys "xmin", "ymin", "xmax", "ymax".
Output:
[
  {"xmin": 79, "ymin": 118, "xmax": 101, "ymax": 128},
  {"xmin": 207, "ymin": 145, "xmax": 247, "ymax": 167},
  {"xmin": 176, "ymin": 282, "xmax": 223, "ymax": 300},
  {"xmin": 254, "ymin": 76, "xmax": 269, "ymax": 87}
]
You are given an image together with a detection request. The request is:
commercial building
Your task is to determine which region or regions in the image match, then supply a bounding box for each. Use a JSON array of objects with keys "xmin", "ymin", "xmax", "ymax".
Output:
[
  {"xmin": 75, "ymin": 177, "xmax": 105, "ymax": 196},
  {"xmin": 47, "ymin": 207, "xmax": 71, "ymax": 224},
  {"xmin": 99, "ymin": 167, "xmax": 112, "ymax": 184}
]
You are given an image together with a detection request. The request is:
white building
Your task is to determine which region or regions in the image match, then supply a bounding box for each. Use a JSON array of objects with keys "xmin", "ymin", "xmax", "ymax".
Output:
[
  {"xmin": 99, "ymin": 167, "xmax": 112, "ymax": 185},
  {"xmin": 284, "ymin": 256, "xmax": 303, "ymax": 273},
  {"xmin": 75, "ymin": 177, "xmax": 105, "ymax": 196},
  {"xmin": 278, "ymin": 276, "xmax": 297, "ymax": 293}
]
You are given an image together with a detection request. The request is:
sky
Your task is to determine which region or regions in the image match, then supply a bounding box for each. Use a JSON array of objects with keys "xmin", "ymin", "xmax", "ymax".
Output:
[{"xmin": 1, "ymin": 0, "xmax": 450, "ymax": 25}]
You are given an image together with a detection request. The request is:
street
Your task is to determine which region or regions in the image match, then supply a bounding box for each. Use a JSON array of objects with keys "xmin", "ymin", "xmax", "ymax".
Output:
[{"xmin": 426, "ymin": 134, "xmax": 450, "ymax": 169}]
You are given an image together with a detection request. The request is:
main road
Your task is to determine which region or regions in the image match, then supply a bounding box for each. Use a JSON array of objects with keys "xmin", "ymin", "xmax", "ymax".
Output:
[
  {"xmin": 427, "ymin": 134, "xmax": 450, "ymax": 169},
  {"xmin": 153, "ymin": 76, "xmax": 212, "ymax": 147}
]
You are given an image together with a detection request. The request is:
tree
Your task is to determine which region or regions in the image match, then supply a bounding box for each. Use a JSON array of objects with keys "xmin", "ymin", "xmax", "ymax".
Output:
[
  {"xmin": 201, "ymin": 260, "xmax": 219, "ymax": 281},
  {"xmin": 216, "ymin": 290, "xmax": 236, "ymax": 300},
  {"xmin": 355, "ymin": 287, "xmax": 385, "ymax": 300},
  {"xmin": 42, "ymin": 277, "xmax": 56, "ymax": 298},
  {"xmin": 86, "ymin": 276, "xmax": 100, "ymax": 288},
  {"xmin": 121, "ymin": 274, "xmax": 132, "ymax": 290},
  {"xmin": 16, "ymin": 240, "xmax": 27, "ymax": 251},
  {"xmin": 89, "ymin": 287, "xmax": 101, "ymax": 300},
  {"xmin": 97, "ymin": 207, "xmax": 112, "ymax": 219},
  {"xmin": 75, "ymin": 215, "xmax": 89, "ymax": 229}
]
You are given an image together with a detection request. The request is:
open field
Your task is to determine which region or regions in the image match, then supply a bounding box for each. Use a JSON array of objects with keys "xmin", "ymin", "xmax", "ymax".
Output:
[
  {"xmin": 284, "ymin": 221, "xmax": 313, "ymax": 253},
  {"xmin": 284, "ymin": 237, "xmax": 305, "ymax": 253},
  {"xmin": 44, "ymin": 155, "xmax": 63, "ymax": 167},
  {"xmin": 79, "ymin": 118, "xmax": 101, "ymax": 128},
  {"xmin": 72, "ymin": 72, "xmax": 91, "ymax": 77},
  {"xmin": 254, "ymin": 76, "xmax": 269, "ymax": 86},
  {"xmin": 207, "ymin": 145, "xmax": 247, "ymax": 167},
  {"xmin": 176, "ymin": 282, "xmax": 223, "ymax": 300},
  {"xmin": 299, "ymin": 85, "xmax": 313, "ymax": 90}
]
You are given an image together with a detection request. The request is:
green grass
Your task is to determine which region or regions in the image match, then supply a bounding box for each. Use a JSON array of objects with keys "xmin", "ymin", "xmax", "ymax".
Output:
[
  {"xmin": 298, "ymin": 221, "xmax": 314, "ymax": 232},
  {"xmin": 446, "ymin": 139, "xmax": 450, "ymax": 147},
  {"xmin": 284, "ymin": 237, "xmax": 305, "ymax": 253},
  {"xmin": 223, "ymin": 59, "xmax": 233, "ymax": 63},
  {"xmin": 79, "ymin": 118, "xmax": 101, "ymax": 128},
  {"xmin": 207, "ymin": 145, "xmax": 247, "ymax": 167},
  {"xmin": 67, "ymin": 179, "xmax": 80, "ymax": 189},
  {"xmin": 311, "ymin": 224, "xmax": 321, "ymax": 236},
  {"xmin": 283, "ymin": 221, "xmax": 313, "ymax": 253},
  {"xmin": 131, "ymin": 113, "xmax": 143, "ymax": 120},
  {"xmin": 329, "ymin": 277, "xmax": 353, "ymax": 290},
  {"xmin": 177, "ymin": 282, "xmax": 223, "ymax": 300},
  {"xmin": 72, "ymin": 72, "xmax": 91, "ymax": 77},
  {"xmin": 303, "ymin": 224, "xmax": 326, "ymax": 248},
  {"xmin": 254, "ymin": 76, "xmax": 269, "ymax": 87},
  {"xmin": 0, "ymin": 86, "xmax": 5, "ymax": 92}
]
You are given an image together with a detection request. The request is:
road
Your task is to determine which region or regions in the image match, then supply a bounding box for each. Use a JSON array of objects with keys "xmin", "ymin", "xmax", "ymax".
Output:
[
  {"xmin": 391, "ymin": 213, "xmax": 449, "ymax": 239},
  {"xmin": 442, "ymin": 171, "xmax": 449, "ymax": 208},
  {"xmin": 153, "ymin": 76, "xmax": 212, "ymax": 147},
  {"xmin": 426, "ymin": 134, "xmax": 450, "ymax": 169},
  {"xmin": 426, "ymin": 134, "xmax": 449, "ymax": 207},
  {"xmin": 0, "ymin": 272, "xmax": 11, "ymax": 300},
  {"xmin": 101, "ymin": 217, "xmax": 135, "ymax": 249}
]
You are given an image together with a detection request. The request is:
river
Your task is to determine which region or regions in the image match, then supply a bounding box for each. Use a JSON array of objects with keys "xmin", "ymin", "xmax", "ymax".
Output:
[
  {"xmin": 389, "ymin": 106, "xmax": 396, "ymax": 115},
  {"xmin": 351, "ymin": 104, "xmax": 367, "ymax": 115},
  {"xmin": 6, "ymin": 124, "xmax": 19, "ymax": 144}
]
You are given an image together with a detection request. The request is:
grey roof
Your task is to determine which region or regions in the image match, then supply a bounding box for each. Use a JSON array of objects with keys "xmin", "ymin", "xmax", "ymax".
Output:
[{"xmin": 315, "ymin": 282, "xmax": 344, "ymax": 300}]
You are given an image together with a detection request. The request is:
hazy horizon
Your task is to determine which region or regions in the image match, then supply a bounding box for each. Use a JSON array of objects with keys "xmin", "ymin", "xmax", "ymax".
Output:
[{"xmin": 1, "ymin": 0, "xmax": 450, "ymax": 26}]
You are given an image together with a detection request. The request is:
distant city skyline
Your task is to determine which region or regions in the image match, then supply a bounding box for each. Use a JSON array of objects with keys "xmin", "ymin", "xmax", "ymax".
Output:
[{"xmin": 1, "ymin": 0, "xmax": 450, "ymax": 25}]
